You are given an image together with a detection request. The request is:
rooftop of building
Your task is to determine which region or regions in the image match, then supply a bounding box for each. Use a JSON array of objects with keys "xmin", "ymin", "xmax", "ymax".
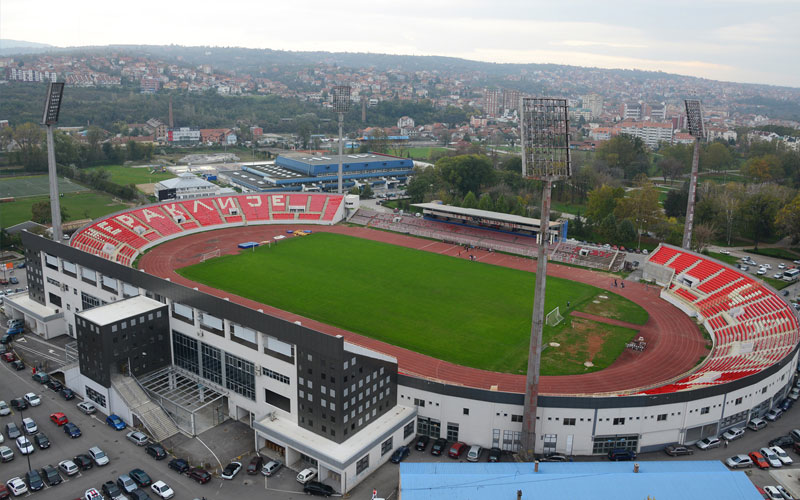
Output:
[
  {"xmin": 77, "ymin": 295, "xmax": 165, "ymax": 326},
  {"xmin": 278, "ymin": 152, "xmax": 409, "ymax": 166},
  {"xmin": 399, "ymin": 461, "xmax": 763, "ymax": 500},
  {"xmin": 413, "ymin": 203, "xmax": 561, "ymax": 228},
  {"xmin": 156, "ymin": 173, "xmax": 214, "ymax": 190}
]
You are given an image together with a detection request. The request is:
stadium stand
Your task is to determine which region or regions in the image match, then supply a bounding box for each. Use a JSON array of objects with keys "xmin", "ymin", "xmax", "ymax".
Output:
[
  {"xmin": 642, "ymin": 244, "xmax": 799, "ymax": 394},
  {"xmin": 71, "ymin": 194, "xmax": 345, "ymax": 266}
]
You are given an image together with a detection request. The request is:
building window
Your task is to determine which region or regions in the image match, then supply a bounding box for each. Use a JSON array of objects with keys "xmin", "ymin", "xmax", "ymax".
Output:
[
  {"xmin": 404, "ymin": 421, "xmax": 415, "ymax": 438},
  {"xmin": 563, "ymin": 418, "xmax": 576, "ymax": 426},
  {"xmin": 463, "ymin": 408, "xmax": 469, "ymax": 415},
  {"xmin": 414, "ymin": 398, "xmax": 425, "ymax": 407},
  {"xmin": 657, "ymin": 414, "xmax": 667, "ymax": 422},
  {"xmin": 700, "ymin": 407, "xmax": 710, "ymax": 415},
  {"xmin": 356, "ymin": 455, "xmax": 369, "ymax": 475},
  {"xmin": 172, "ymin": 331, "xmax": 199, "ymax": 374},
  {"xmin": 201, "ymin": 344, "xmax": 222, "ymax": 385},
  {"xmin": 735, "ymin": 397, "xmax": 742, "ymax": 405},
  {"xmin": 81, "ymin": 292, "xmax": 103, "ymax": 311},
  {"xmin": 48, "ymin": 292, "xmax": 62, "ymax": 307},
  {"xmin": 381, "ymin": 437, "xmax": 393, "ymax": 456},
  {"xmin": 263, "ymin": 367, "xmax": 290, "ymax": 384},
  {"xmin": 224, "ymin": 352, "xmax": 255, "ymax": 400},
  {"xmin": 613, "ymin": 418, "xmax": 625, "ymax": 425},
  {"xmin": 85, "ymin": 386, "xmax": 107, "ymax": 408},
  {"xmin": 446, "ymin": 422, "xmax": 459, "ymax": 442},
  {"xmin": 511, "ymin": 415, "xmax": 523, "ymax": 423}
]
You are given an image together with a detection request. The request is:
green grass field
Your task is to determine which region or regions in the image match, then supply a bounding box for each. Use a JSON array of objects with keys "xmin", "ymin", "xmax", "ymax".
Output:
[
  {"xmin": 0, "ymin": 191, "xmax": 129, "ymax": 228},
  {"xmin": 388, "ymin": 147, "xmax": 449, "ymax": 161},
  {"xmin": 745, "ymin": 247, "xmax": 800, "ymax": 261},
  {"xmin": 550, "ymin": 201, "xmax": 587, "ymax": 215},
  {"xmin": 177, "ymin": 232, "xmax": 647, "ymax": 374},
  {"xmin": 0, "ymin": 175, "xmax": 87, "ymax": 198},
  {"xmin": 86, "ymin": 165, "xmax": 176, "ymax": 186}
]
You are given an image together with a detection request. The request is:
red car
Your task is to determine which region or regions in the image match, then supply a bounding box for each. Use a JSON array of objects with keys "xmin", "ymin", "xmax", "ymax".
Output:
[
  {"xmin": 50, "ymin": 412, "xmax": 69, "ymax": 426},
  {"xmin": 448, "ymin": 442, "xmax": 467, "ymax": 458},
  {"xmin": 1, "ymin": 352, "xmax": 16, "ymax": 363},
  {"xmin": 749, "ymin": 451, "xmax": 770, "ymax": 469},
  {"xmin": 0, "ymin": 482, "xmax": 9, "ymax": 499}
]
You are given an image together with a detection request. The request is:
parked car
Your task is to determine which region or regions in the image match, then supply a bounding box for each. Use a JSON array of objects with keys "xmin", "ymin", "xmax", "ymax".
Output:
[
  {"xmin": 88, "ymin": 446, "xmax": 109, "ymax": 466},
  {"xmin": 607, "ymin": 449, "xmax": 636, "ymax": 461},
  {"xmin": 187, "ymin": 468, "xmax": 212, "ymax": 484},
  {"xmin": 39, "ymin": 465, "xmax": 61, "ymax": 486},
  {"xmin": 24, "ymin": 470, "xmax": 43, "ymax": 492},
  {"xmin": 21, "ymin": 417, "xmax": 37, "ymax": 435},
  {"xmin": 64, "ymin": 422, "xmax": 81, "ymax": 438},
  {"xmin": 725, "ymin": 454, "xmax": 753, "ymax": 468},
  {"xmin": 73, "ymin": 454, "xmax": 93, "ymax": 470},
  {"xmin": 10, "ymin": 360, "xmax": 24, "ymax": 371},
  {"xmin": 77, "ymin": 401, "xmax": 96, "ymax": 414},
  {"xmin": 221, "ymin": 461, "xmax": 242, "ymax": 480},
  {"xmin": 5, "ymin": 423, "xmax": 20, "ymax": 440},
  {"xmin": 778, "ymin": 398, "xmax": 793, "ymax": 411},
  {"xmin": 60, "ymin": 388, "xmax": 74, "ymax": 400},
  {"xmin": 101, "ymin": 481, "xmax": 125, "ymax": 500},
  {"xmin": 31, "ymin": 373, "xmax": 48, "ymax": 384},
  {"xmin": 150, "ymin": 480, "xmax": 174, "ymax": 499},
  {"xmin": 448, "ymin": 441, "xmax": 467, "ymax": 458},
  {"xmin": 759, "ymin": 447, "xmax": 783, "ymax": 468},
  {"xmin": 765, "ymin": 408, "xmax": 783, "ymax": 421},
  {"xmin": 769, "ymin": 446, "xmax": 793, "ymax": 465},
  {"xmin": 105, "ymin": 414, "xmax": 126, "ymax": 430},
  {"xmin": 9, "ymin": 398, "xmax": 27, "ymax": 411},
  {"xmin": 391, "ymin": 446, "xmax": 410, "ymax": 463},
  {"xmin": 415, "ymin": 435, "xmax": 430, "ymax": 451},
  {"xmin": 789, "ymin": 387, "xmax": 800, "ymax": 401},
  {"xmin": 247, "ymin": 455, "xmax": 263, "ymax": 474},
  {"xmin": 126, "ymin": 430, "xmax": 149, "ymax": 446},
  {"xmin": 46, "ymin": 379, "xmax": 63, "ymax": 392},
  {"xmin": 129, "ymin": 468, "xmax": 152, "ymax": 487},
  {"xmin": 15, "ymin": 436, "xmax": 33, "ymax": 455},
  {"xmin": 23, "ymin": 393, "xmax": 40, "ymax": 407},
  {"xmin": 0, "ymin": 401, "xmax": 9, "ymax": 416},
  {"xmin": 145, "ymin": 443, "xmax": 167, "ymax": 460},
  {"xmin": 168, "ymin": 458, "xmax": 189, "ymax": 474},
  {"xmin": 127, "ymin": 490, "xmax": 153, "ymax": 500},
  {"xmin": 431, "ymin": 438, "xmax": 447, "ymax": 456},
  {"xmin": 50, "ymin": 412, "xmax": 68, "ymax": 426},
  {"xmin": 467, "ymin": 445, "xmax": 483, "ymax": 462},
  {"xmin": 696, "ymin": 436, "xmax": 721, "ymax": 450},
  {"xmin": 0, "ymin": 446, "xmax": 13, "ymax": 462},
  {"xmin": 33, "ymin": 433, "xmax": 49, "ymax": 449},
  {"xmin": 487, "ymin": 447, "xmax": 502, "ymax": 462},
  {"xmin": 58, "ymin": 459, "xmax": 79, "ymax": 476},
  {"xmin": 748, "ymin": 418, "xmax": 768, "ymax": 431},
  {"xmin": 0, "ymin": 353, "xmax": 16, "ymax": 363},
  {"xmin": 540, "ymin": 453, "xmax": 569, "ymax": 462},
  {"xmin": 303, "ymin": 481, "xmax": 334, "ymax": 497},
  {"xmin": 790, "ymin": 429, "xmax": 800, "ymax": 442},
  {"xmin": 116, "ymin": 474, "xmax": 137, "ymax": 494},
  {"xmin": 5, "ymin": 478, "xmax": 27, "ymax": 497},
  {"xmin": 764, "ymin": 486, "xmax": 785, "ymax": 500},
  {"xmin": 261, "ymin": 460, "xmax": 281, "ymax": 477},
  {"xmin": 84, "ymin": 488, "xmax": 102, "ymax": 500},
  {"xmin": 0, "ymin": 483, "xmax": 7, "ymax": 500},
  {"xmin": 750, "ymin": 451, "xmax": 770, "ymax": 469},
  {"xmin": 768, "ymin": 435, "xmax": 794, "ymax": 448},
  {"xmin": 664, "ymin": 445, "xmax": 694, "ymax": 456},
  {"xmin": 296, "ymin": 467, "xmax": 317, "ymax": 484},
  {"xmin": 775, "ymin": 485, "xmax": 794, "ymax": 500}
]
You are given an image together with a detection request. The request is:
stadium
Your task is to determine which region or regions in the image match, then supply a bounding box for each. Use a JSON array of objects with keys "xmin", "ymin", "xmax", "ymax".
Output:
[{"xmin": 7, "ymin": 191, "xmax": 799, "ymax": 493}]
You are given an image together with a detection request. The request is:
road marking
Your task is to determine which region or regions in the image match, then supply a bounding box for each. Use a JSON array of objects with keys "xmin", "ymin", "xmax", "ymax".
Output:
[{"xmin": 15, "ymin": 337, "xmax": 26, "ymax": 343}]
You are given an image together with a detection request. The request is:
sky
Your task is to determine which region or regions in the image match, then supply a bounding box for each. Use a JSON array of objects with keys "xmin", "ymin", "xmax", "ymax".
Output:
[{"xmin": 2, "ymin": 0, "xmax": 799, "ymax": 88}]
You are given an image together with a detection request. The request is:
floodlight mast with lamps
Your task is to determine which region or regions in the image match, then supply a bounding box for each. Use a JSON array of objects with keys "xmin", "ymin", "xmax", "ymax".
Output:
[
  {"xmin": 332, "ymin": 86, "xmax": 352, "ymax": 194},
  {"xmin": 42, "ymin": 82, "xmax": 65, "ymax": 242},
  {"xmin": 519, "ymin": 97, "xmax": 571, "ymax": 461},
  {"xmin": 682, "ymin": 99, "xmax": 705, "ymax": 250}
]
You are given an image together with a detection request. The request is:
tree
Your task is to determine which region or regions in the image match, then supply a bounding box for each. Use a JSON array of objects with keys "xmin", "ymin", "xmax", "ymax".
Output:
[
  {"xmin": 739, "ymin": 190, "xmax": 780, "ymax": 250},
  {"xmin": 692, "ymin": 223, "xmax": 717, "ymax": 253},
  {"xmin": 360, "ymin": 183, "xmax": 374, "ymax": 199},
  {"xmin": 741, "ymin": 155, "xmax": 783, "ymax": 183},
  {"xmin": 12, "ymin": 122, "xmax": 46, "ymax": 171},
  {"xmin": 599, "ymin": 213, "xmax": 618, "ymax": 242},
  {"xmin": 595, "ymin": 135, "xmax": 649, "ymax": 179},
  {"xmin": 776, "ymin": 193, "xmax": 800, "ymax": 244},
  {"xmin": 31, "ymin": 200, "xmax": 69, "ymax": 224},
  {"xmin": 663, "ymin": 187, "xmax": 688, "ymax": 218},
  {"xmin": 617, "ymin": 219, "xmax": 637, "ymax": 246},
  {"xmin": 406, "ymin": 166, "xmax": 441, "ymax": 203},
  {"xmin": 585, "ymin": 184, "xmax": 625, "ymax": 223},
  {"xmin": 436, "ymin": 154, "xmax": 495, "ymax": 198},
  {"xmin": 462, "ymin": 191, "xmax": 478, "ymax": 208},
  {"xmin": 614, "ymin": 176, "xmax": 664, "ymax": 248},
  {"xmin": 701, "ymin": 142, "xmax": 734, "ymax": 173},
  {"xmin": 658, "ymin": 157, "xmax": 684, "ymax": 184},
  {"xmin": 477, "ymin": 193, "xmax": 494, "ymax": 211}
]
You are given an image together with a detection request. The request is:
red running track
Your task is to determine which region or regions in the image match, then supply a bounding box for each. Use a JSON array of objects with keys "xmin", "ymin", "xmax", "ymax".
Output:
[{"xmin": 139, "ymin": 225, "xmax": 708, "ymax": 395}]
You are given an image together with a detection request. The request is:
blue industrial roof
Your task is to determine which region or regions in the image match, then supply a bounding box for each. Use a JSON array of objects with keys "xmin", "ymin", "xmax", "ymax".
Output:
[{"xmin": 399, "ymin": 461, "xmax": 763, "ymax": 500}]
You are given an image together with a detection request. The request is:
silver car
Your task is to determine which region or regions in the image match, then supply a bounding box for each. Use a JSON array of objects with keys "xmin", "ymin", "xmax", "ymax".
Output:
[
  {"xmin": 0, "ymin": 401, "xmax": 10, "ymax": 416},
  {"xmin": 126, "ymin": 430, "xmax": 149, "ymax": 446},
  {"xmin": 88, "ymin": 446, "xmax": 109, "ymax": 466}
]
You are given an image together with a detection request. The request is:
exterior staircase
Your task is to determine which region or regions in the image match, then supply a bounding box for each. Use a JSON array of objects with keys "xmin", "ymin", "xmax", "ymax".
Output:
[{"xmin": 111, "ymin": 374, "xmax": 180, "ymax": 443}]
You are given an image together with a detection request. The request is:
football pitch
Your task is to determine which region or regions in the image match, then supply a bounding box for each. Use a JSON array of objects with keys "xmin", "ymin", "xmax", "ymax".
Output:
[{"xmin": 177, "ymin": 232, "xmax": 644, "ymax": 374}]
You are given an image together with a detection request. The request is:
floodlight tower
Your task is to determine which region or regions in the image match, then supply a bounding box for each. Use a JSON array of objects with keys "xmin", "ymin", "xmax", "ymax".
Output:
[
  {"xmin": 42, "ymin": 82, "xmax": 66, "ymax": 242},
  {"xmin": 519, "ymin": 97, "xmax": 571, "ymax": 460},
  {"xmin": 682, "ymin": 99, "xmax": 705, "ymax": 250},
  {"xmin": 332, "ymin": 86, "xmax": 352, "ymax": 194}
]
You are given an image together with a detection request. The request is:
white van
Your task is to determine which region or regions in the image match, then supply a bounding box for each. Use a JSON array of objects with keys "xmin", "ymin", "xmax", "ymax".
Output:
[
  {"xmin": 467, "ymin": 445, "xmax": 482, "ymax": 462},
  {"xmin": 296, "ymin": 467, "xmax": 317, "ymax": 484}
]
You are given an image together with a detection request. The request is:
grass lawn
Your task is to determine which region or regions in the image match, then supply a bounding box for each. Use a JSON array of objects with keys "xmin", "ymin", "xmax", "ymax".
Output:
[
  {"xmin": 86, "ymin": 165, "xmax": 176, "ymax": 186},
  {"xmin": 0, "ymin": 191, "xmax": 129, "ymax": 228},
  {"xmin": 388, "ymin": 147, "xmax": 449, "ymax": 161},
  {"xmin": 706, "ymin": 251, "xmax": 739, "ymax": 266},
  {"xmin": 745, "ymin": 247, "xmax": 800, "ymax": 261},
  {"xmin": 540, "ymin": 318, "xmax": 638, "ymax": 375},
  {"xmin": 0, "ymin": 175, "xmax": 87, "ymax": 198},
  {"xmin": 550, "ymin": 201, "xmax": 587, "ymax": 215},
  {"xmin": 580, "ymin": 292, "xmax": 649, "ymax": 325},
  {"xmin": 177, "ymin": 232, "xmax": 647, "ymax": 374}
]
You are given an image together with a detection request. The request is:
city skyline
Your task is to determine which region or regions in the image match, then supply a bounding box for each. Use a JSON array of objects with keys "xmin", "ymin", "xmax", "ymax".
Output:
[{"xmin": 2, "ymin": 0, "xmax": 799, "ymax": 88}]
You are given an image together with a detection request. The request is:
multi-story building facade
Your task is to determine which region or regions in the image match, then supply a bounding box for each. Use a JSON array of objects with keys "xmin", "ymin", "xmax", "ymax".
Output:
[
  {"xmin": 619, "ymin": 121, "xmax": 674, "ymax": 148},
  {"xmin": 484, "ymin": 89, "xmax": 502, "ymax": 117}
]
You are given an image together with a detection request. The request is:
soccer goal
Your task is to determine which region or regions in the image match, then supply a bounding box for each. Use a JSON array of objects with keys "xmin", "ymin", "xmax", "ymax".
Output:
[
  {"xmin": 546, "ymin": 306, "xmax": 564, "ymax": 327},
  {"xmin": 201, "ymin": 249, "xmax": 220, "ymax": 262}
]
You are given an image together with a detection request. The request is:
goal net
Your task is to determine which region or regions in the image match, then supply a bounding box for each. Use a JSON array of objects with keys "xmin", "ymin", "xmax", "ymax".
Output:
[
  {"xmin": 201, "ymin": 249, "xmax": 220, "ymax": 262},
  {"xmin": 546, "ymin": 306, "xmax": 564, "ymax": 327}
]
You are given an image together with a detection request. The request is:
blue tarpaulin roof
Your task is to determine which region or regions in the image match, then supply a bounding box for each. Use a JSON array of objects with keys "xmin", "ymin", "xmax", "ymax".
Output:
[{"xmin": 399, "ymin": 461, "xmax": 763, "ymax": 500}]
